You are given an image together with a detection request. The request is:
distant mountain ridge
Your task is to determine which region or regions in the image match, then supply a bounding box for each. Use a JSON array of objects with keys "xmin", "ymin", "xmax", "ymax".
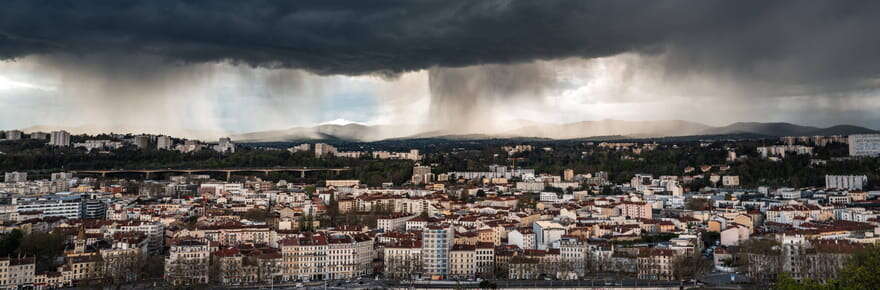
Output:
[
  {"xmin": 21, "ymin": 120, "xmax": 878, "ymax": 142},
  {"xmin": 508, "ymin": 120, "xmax": 712, "ymax": 139},
  {"xmin": 231, "ymin": 120, "xmax": 877, "ymax": 142},
  {"xmin": 701, "ymin": 122, "xmax": 878, "ymax": 137}
]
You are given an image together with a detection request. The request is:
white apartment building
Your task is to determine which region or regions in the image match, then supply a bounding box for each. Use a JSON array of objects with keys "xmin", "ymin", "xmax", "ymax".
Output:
[
  {"xmin": 4, "ymin": 172, "xmax": 27, "ymax": 183},
  {"xmin": 288, "ymin": 143, "xmax": 310, "ymax": 153},
  {"xmin": 507, "ymin": 228, "xmax": 536, "ymax": 250},
  {"xmin": 51, "ymin": 172, "xmax": 74, "ymax": 181},
  {"xmin": 539, "ymin": 192, "xmax": 559, "ymax": 202},
  {"xmin": 516, "ymin": 182, "xmax": 545, "ymax": 192},
  {"xmin": 757, "ymin": 145, "xmax": 813, "ymax": 158},
  {"xmin": 29, "ymin": 132, "xmax": 48, "ymax": 140},
  {"xmin": 837, "ymin": 208, "xmax": 878, "ymax": 223},
  {"xmin": 0, "ymin": 180, "xmax": 70, "ymax": 195},
  {"xmin": 411, "ymin": 165, "xmax": 433, "ymax": 185},
  {"xmin": 157, "ymin": 135, "xmax": 173, "ymax": 150},
  {"xmin": 394, "ymin": 198, "xmax": 431, "ymax": 215},
  {"xmin": 450, "ymin": 167, "xmax": 536, "ymax": 181},
  {"xmin": 722, "ymin": 175, "xmax": 740, "ymax": 187},
  {"xmin": 776, "ymin": 188, "xmax": 802, "ymax": 200},
  {"xmin": 113, "ymin": 221, "xmax": 165, "ymax": 254},
  {"xmin": 176, "ymin": 140, "xmax": 205, "ymax": 153},
  {"xmin": 849, "ymin": 134, "xmax": 880, "ymax": 157},
  {"xmin": 4, "ymin": 130, "xmax": 22, "ymax": 141},
  {"xmin": 165, "ymin": 239, "xmax": 211, "ymax": 286},
  {"xmin": 533, "ymin": 221, "xmax": 565, "ymax": 250},
  {"xmin": 377, "ymin": 214, "xmax": 417, "ymax": 232},
  {"xmin": 372, "ymin": 149, "xmax": 421, "ymax": 161},
  {"xmin": 825, "ymin": 175, "xmax": 868, "ymax": 190},
  {"xmin": 49, "ymin": 131, "xmax": 70, "ymax": 146},
  {"xmin": 74, "ymin": 140, "xmax": 124, "ymax": 151},
  {"xmin": 409, "ymin": 218, "xmax": 441, "ymax": 232},
  {"xmin": 131, "ymin": 135, "xmax": 150, "ymax": 149},
  {"xmin": 214, "ymin": 137, "xmax": 236, "ymax": 153},
  {"xmin": 314, "ymin": 143, "xmax": 337, "ymax": 157},
  {"xmin": 13, "ymin": 195, "xmax": 82, "ymax": 219},
  {"xmin": 503, "ymin": 145, "xmax": 533, "ymax": 155}
]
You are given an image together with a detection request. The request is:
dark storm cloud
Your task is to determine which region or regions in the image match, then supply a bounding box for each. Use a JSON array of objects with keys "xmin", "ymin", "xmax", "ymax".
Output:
[{"xmin": 0, "ymin": 0, "xmax": 878, "ymax": 91}]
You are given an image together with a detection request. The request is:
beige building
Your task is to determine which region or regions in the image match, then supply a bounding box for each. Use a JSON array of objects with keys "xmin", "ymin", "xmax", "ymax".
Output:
[
  {"xmin": 0, "ymin": 257, "xmax": 35, "ymax": 288},
  {"xmin": 377, "ymin": 214, "xmax": 417, "ymax": 232},
  {"xmin": 722, "ymin": 175, "xmax": 740, "ymax": 187},
  {"xmin": 279, "ymin": 232, "xmax": 374, "ymax": 282},
  {"xmin": 475, "ymin": 243, "xmax": 495, "ymax": 277},
  {"xmin": 637, "ymin": 248, "xmax": 676, "ymax": 280},
  {"xmin": 33, "ymin": 272, "xmax": 64, "ymax": 289},
  {"xmin": 164, "ymin": 239, "xmax": 211, "ymax": 286},
  {"xmin": 383, "ymin": 240, "xmax": 423, "ymax": 279},
  {"xmin": 60, "ymin": 254, "xmax": 102, "ymax": 286},
  {"xmin": 178, "ymin": 223, "xmax": 272, "ymax": 246},
  {"xmin": 720, "ymin": 224, "xmax": 751, "ymax": 246},
  {"xmin": 449, "ymin": 244, "xmax": 477, "ymax": 279},
  {"xmin": 325, "ymin": 180, "xmax": 360, "ymax": 187},
  {"xmin": 212, "ymin": 246, "xmax": 283, "ymax": 286}
]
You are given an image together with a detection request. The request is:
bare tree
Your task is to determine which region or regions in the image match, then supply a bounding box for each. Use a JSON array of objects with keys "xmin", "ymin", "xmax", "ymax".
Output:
[
  {"xmin": 478, "ymin": 263, "xmax": 496, "ymax": 279},
  {"xmin": 249, "ymin": 256, "xmax": 280, "ymax": 285},
  {"xmin": 791, "ymin": 250, "xmax": 849, "ymax": 283},
  {"xmin": 166, "ymin": 257, "xmax": 210, "ymax": 288},
  {"xmin": 583, "ymin": 251, "xmax": 615, "ymax": 279},
  {"xmin": 735, "ymin": 239, "xmax": 783, "ymax": 286},
  {"xmin": 671, "ymin": 253, "xmax": 711, "ymax": 282},
  {"xmin": 97, "ymin": 251, "xmax": 153, "ymax": 289},
  {"xmin": 384, "ymin": 256, "xmax": 424, "ymax": 280},
  {"xmin": 555, "ymin": 258, "xmax": 580, "ymax": 280}
]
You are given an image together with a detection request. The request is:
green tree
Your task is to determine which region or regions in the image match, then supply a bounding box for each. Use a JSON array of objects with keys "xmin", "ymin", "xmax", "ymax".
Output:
[
  {"xmin": 686, "ymin": 198, "xmax": 711, "ymax": 211},
  {"xmin": 0, "ymin": 229, "xmax": 23, "ymax": 256},
  {"xmin": 241, "ymin": 208, "xmax": 272, "ymax": 223},
  {"xmin": 17, "ymin": 231, "xmax": 67, "ymax": 272},
  {"xmin": 770, "ymin": 245, "xmax": 880, "ymax": 290},
  {"xmin": 836, "ymin": 245, "xmax": 880, "ymax": 289},
  {"xmin": 701, "ymin": 231, "xmax": 720, "ymax": 248}
]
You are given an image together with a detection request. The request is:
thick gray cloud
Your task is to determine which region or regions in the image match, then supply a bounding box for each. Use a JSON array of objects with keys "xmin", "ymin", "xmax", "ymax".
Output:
[
  {"xmin": 3, "ymin": 0, "xmax": 880, "ymax": 137},
  {"xmin": 0, "ymin": 0, "xmax": 878, "ymax": 91}
]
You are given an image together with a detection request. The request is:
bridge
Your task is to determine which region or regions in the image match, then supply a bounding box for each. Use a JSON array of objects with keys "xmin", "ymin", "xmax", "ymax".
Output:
[{"xmin": 70, "ymin": 167, "xmax": 351, "ymax": 180}]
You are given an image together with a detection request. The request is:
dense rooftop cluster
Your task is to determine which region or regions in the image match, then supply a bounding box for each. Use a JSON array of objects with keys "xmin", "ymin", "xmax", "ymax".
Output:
[{"xmin": 0, "ymin": 133, "xmax": 878, "ymax": 288}]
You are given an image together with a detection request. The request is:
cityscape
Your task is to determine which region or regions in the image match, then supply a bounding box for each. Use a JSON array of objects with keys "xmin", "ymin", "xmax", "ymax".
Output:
[
  {"xmin": 2, "ymin": 1, "xmax": 880, "ymax": 290},
  {"xmin": 0, "ymin": 131, "xmax": 878, "ymax": 289}
]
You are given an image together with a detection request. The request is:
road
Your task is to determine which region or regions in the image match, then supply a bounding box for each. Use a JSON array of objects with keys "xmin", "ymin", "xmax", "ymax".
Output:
[
  {"xmin": 384, "ymin": 279, "xmax": 686, "ymax": 289},
  {"xmin": 701, "ymin": 272, "xmax": 752, "ymax": 287},
  {"xmin": 215, "ymin": 278, "xmax": 696, "ymax": 289}
]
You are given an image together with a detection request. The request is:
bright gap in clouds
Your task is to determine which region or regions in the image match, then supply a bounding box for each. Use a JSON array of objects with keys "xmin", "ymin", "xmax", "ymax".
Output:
[
  {"xmin": 1, "ymin": 52, "xmax": 880, "ymax": 139},
  {"xmin": 0, "ymin": 76, "xmax": 48, "ymax": 91},
  {"xmin": 319, "ymin": 119, "xmax": 367, "ymax": 126}
]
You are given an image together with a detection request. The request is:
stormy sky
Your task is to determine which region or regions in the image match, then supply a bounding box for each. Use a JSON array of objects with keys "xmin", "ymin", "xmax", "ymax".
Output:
[{"xmin": 1, "ymin": 0, "xmax": 879, "ymax": 138}]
